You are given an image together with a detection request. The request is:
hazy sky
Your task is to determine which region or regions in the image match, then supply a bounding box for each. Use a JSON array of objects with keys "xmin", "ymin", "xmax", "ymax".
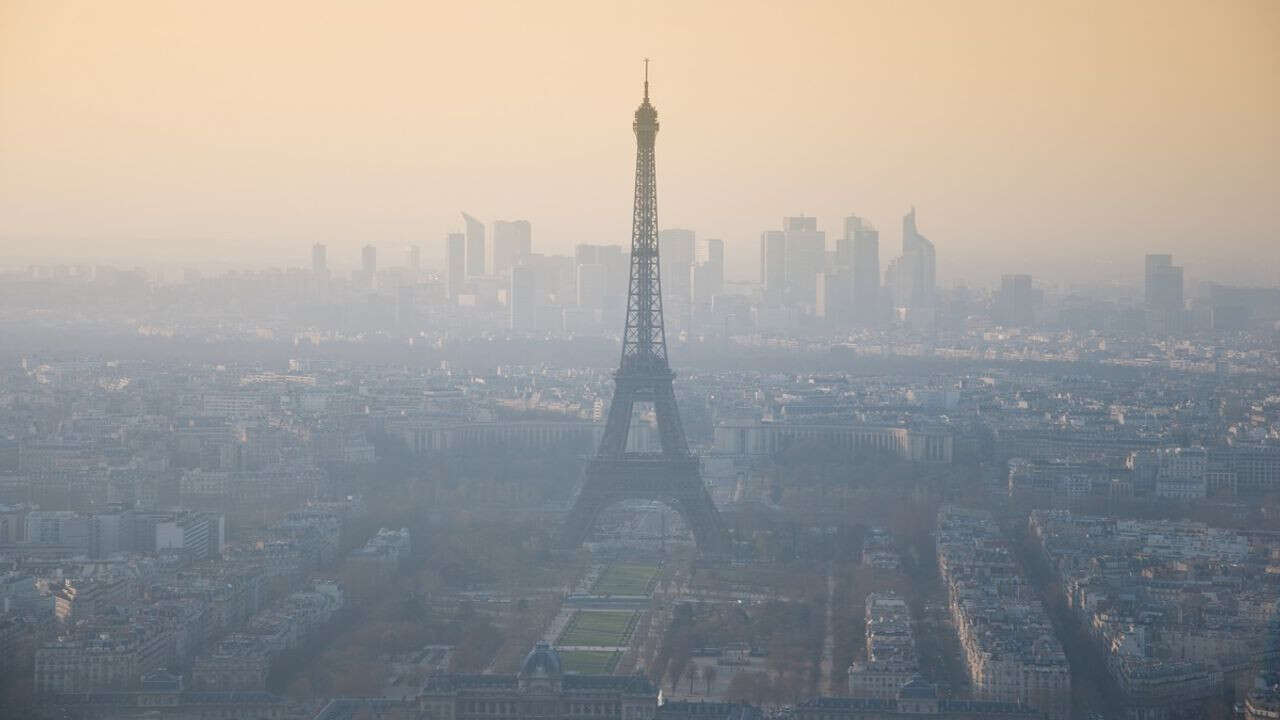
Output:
[{"xmin": 2, "ymin": 0, "xmax": 1277, "ymax": 286}]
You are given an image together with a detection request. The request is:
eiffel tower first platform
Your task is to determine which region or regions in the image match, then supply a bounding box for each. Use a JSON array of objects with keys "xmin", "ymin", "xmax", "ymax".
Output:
[{"xmin": 560, "ymin": 63, "xmax": 730, "ymax": 556}]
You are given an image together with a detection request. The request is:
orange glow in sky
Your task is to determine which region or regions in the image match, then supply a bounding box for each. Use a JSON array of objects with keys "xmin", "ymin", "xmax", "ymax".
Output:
[{"xmin": 2, "ymin": 0, "xmax": 1277, "ymax": 284}]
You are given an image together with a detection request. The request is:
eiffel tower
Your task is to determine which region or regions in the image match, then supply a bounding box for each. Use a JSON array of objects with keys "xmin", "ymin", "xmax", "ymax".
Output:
[{"xmin": 560, "ymin": 62, "xmax": 730, "ymax": 556}]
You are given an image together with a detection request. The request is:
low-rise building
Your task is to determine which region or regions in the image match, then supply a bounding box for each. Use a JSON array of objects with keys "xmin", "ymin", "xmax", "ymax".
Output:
[
  {"xmin": 937, "ymin": 507, "xmax": 1070, "ymax": 720},
  {"xmin": 798, "ymin": 677, "xmax": 1043, "ymax": 719},
  {"xmin": 1030, "ymin": 510, "xmax": 1276, "ymax": 716},
  {"xmin": 35, "ymin": 635, "xmax": 141, "ymax": 694},
  {"xmin": 848, "ymin": 593, "xmax": 917, "ymax": 700}
]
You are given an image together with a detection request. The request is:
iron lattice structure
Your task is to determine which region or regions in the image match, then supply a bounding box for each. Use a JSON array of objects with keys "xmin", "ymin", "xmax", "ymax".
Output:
[
  {"xmin": 561, "ymin": 65, "xmax": 729, "ymax": 555},
  {"xmin": 619, "ymin": 72, "xmax": 667, "ymax": 374}
]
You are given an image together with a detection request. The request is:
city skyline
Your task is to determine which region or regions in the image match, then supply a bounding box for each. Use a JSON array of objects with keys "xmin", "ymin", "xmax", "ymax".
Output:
[
  {"xmin": 2, "ymin": 0, "xmax": 1278, "ymax": 286},
  {"xmin": 4, "ymin": 5, "xmax": 1280, "ymax": 719}
]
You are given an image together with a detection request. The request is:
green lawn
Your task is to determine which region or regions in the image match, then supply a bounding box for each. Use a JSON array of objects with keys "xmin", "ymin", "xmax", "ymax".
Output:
[
  {"xmin": 590, "ymin": 563, "xmax": 659, "ymax": 596},
  {"xmin": 558, "ymin": 649, "xmax": 621, "ymax": 674},
  {"xmin": 557, "ymin": 610, "xmax": 638, "ymax": 647}
]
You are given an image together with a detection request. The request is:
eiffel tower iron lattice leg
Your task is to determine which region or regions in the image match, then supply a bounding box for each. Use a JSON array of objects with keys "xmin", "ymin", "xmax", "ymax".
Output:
[
  {"xmin": 562, "ymin": 457, "xmax": 730, "ymax": 556},
  {"xmin": 560, "ymin": 62, "xmax": 730, "ymax": 556}
]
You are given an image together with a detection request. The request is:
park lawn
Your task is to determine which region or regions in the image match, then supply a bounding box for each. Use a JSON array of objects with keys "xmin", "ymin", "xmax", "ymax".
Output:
[
  {"xmin": 591, "ymin": 563, "xmax": 659, "ymax": 596},
  {"xmin": 557, "ymin": 610, "xmax": 637, "ymax": 647},
  {"xmin": 558, "ymin": 649, "xmax": 620, "ymax": 675}
]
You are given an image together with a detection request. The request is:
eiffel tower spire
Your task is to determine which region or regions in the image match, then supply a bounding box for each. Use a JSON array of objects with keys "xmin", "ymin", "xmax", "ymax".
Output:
[
  {"xmin": 621, "ymin": 59, "xmax": 667, "ymax": 374},
  {"xmin": 560, "ymin": 63, "xmax": 729, "ymax": 556}
]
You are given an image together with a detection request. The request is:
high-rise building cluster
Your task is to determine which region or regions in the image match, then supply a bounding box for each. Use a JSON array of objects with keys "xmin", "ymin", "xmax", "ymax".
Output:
[
  {"xmin": 1145, "ymin": 252, "xmax": 1186, "ymax": 330},
  {"xmin": 392, "ymin": 211, "xmax": 727, "ymax": 334},
  {"xmin": 439, "ymin": 212, "xmax": 637, "ymax": 331},
  {"xmin": 295, "ymin": 214, "xmax": 1268, "ymax": 340},
  {"xmin": 759, "ymin": 208, "xmax": 939, "ymax": 328},
  {"xmin": 655, "ymin": 229, "xmax": 725, "ymax": 331},
  {"xmin": 994, "ymin": 274, "xmax": 1036, "ymax": 326}
]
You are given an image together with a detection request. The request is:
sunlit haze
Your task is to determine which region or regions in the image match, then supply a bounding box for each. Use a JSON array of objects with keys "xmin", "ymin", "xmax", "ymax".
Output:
[
  {"xmin": 2, "ymin": 0, "xmax": 1277, "ymax": 285},
  {"xmin": 6, "ymin": 4, "xmax": 1280, "ymax": 719}
]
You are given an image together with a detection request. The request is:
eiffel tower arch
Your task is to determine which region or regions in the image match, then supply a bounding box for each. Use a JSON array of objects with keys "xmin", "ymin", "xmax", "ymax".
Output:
[{"xmin": 560, "ymin": 62, "xmax": 730, "ymax": 556}]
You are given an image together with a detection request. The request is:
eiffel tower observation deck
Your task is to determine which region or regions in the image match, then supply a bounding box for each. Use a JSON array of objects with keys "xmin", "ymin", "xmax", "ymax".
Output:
[{"xmin": 560, "ymin": 62, "xmax": 730, "ymax": 556}]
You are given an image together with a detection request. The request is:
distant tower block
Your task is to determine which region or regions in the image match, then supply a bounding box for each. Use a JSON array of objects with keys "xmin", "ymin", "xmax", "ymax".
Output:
[
  {"xmin": 462, "ymin": 212, "xmax": 486, "ymax": 277},
  {"xmin": 311, "ymin": 243, "xmax": 328, "ymax": 275},
  {"xmin": 446, "ymin": 232, "xmax": 466, "ymax": 300},
  {"xmin": 560, "ymin": 62, "xmax": 730, "ymax": 556}
]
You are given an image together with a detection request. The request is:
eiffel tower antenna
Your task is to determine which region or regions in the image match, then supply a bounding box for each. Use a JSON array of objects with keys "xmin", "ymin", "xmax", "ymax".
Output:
[{"xmin": 561, "ymin": 65, "xmax": 730, "ymax": 556}]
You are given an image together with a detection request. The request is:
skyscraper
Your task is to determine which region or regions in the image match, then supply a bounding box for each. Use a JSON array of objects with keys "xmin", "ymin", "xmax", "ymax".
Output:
[
  {"xmin": 359, "ymin": 244, "xmax": 377, "ymax": 289},
  {"xmin": 576, "ymin": 263, "xmax": 607, "ymax": 310},
  {"xmin": 782, "ymin": 215, "xmax": 825, "ymax": 310},
  {"xmin": 697, "ymin": 237, "xmax": 724, "ymax": 268},
  {"xmin": 510, "ymin": 264, "xmax": 537, "ymax": 330},
  {"xmin": 1144, "ymin": 253, "xmax": 1185, "ymax": 329},
  {"xmin": 576, "ymin": 243, "xmax": 629, "ymax": 314},
  {"xmin": 816, "ymin": 268, "xmax": 853, "ymax": 322},
  {"xmin": 1144, "ymin": 254, "xmax": 1184, "ymax": 311},
  {"xmin": 995, "ymin": 273, "xmax": 1035, "ymax": 326},
  {"xmin": 446, "ymin": 232, "xmax": 466, "ymax": 300},
  {"xmin": 311, "ymin": 243, "xmax": 327, "ymax": 276},
  {"xmin": 691, "ymin": 238, "xmax": 724, "ymax": 310},
  {"xmin": 889, "ymin": 207, "xmax": 936, "ymax": 311},
  {"xmin": 659, "ymin": 228, "xmax": 695, "ymax": 306},
  {"xmin": 492, "ymin": 220, "xmax": 532, "ymax": 276},
  {"xmin": 760, "ymin": 230, "xmax": 787, "ymax": 304},
  {"xmin": 518, "ymin": 253, "xmax": 575, "ymax": 306},
  {"xmin": 405, "ymin": 244, "xmax": 421, "ymax": 272},
  {"xmin": 575, "ymin": 243, "xmax": 600, "ymax": 266},
  {"xmin": 845, "ymin": 215, "xmax": 880, "ymax": 323},
  {"xmin": 462, "ymin": 212, "xmax": 486, "ymax": 277}
]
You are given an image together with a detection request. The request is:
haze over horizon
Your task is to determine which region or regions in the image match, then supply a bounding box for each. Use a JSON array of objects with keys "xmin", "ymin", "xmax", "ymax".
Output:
[{"xmin": 2, "ymin": 0, "xmax": 1277, "ymax": 287}]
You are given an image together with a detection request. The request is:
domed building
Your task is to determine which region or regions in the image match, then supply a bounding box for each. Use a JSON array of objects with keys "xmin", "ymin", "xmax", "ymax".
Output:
[
  {"xmin": 518, "ymin": 642, "xmax": 564, "ymax": 693},
  {"xmin": 418, "ymin": 643, "xmax": 657, "ymax": 720}
]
